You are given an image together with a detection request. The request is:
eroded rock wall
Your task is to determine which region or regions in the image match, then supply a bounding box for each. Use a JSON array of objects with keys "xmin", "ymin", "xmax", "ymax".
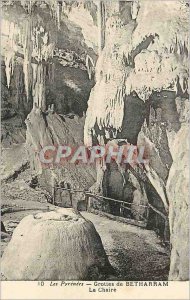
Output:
[
  {"xmin": 83, "ymin": 0, "xmax": 189, "ymax": 280},
  {"xmin": 25, "ymin": 107, "xmax": 96, "ymax": 208},
  {"xmin": 166, "ymin": 98, "xmax": 189, "ymax": 280}
]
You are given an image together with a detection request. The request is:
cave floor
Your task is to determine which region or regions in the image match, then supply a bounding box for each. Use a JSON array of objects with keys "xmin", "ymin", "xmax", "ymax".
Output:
[
  {"xmin": 1, "ymin": 211, "xmax": 170, "ymax": 281},
  {"xmin": 81, "ymin": 212, "xmax": 170, "ymax": 281},
  {"xmin": 1, "ymin": 168, "xmax": 170, "ymax": 281}
]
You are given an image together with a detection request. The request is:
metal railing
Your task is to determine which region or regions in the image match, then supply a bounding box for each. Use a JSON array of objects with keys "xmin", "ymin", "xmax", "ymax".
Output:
[
  {"xmin": 1, "ymin": 181, "xmax": 168, "ymax": 230},
  {"xmin": 50, "ymin": 184, "xmax": 167, "ymax": 224}
]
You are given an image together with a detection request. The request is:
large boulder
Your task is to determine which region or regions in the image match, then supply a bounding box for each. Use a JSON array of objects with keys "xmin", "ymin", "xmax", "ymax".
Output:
[{"xmin": 1, "ymin": 208, "xmax": 111, "ymax": 280}]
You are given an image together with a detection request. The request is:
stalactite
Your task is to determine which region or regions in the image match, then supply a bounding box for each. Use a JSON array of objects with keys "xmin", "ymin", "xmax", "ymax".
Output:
[
  {"xmin": 84, "ymin": 75, "xmax": 126, "ymax": 146},
  {"xmin": 47, "ymin": 63, "xmax": 55, "ymax": 84},
  {"xmin": 126, "ymin": 2, "xmax": 189, "ymax": 100},
  {"xmin": 56, "ymin": 2, "xmax": 61, "ymax": 30},
  {"xmin": 97, "ymin": 0, "xmax": 105, "ymax": 54},
  {"xmin": 131, "ymin": 0, "xmax": 140, "ymax": 20},
  {"xmin": 84, "ymin": 12, "xmax": 134, "ymax": 146},
  {"xmin": 3, "ymin": 20, "xmax": 19, "ymax": 88},
  {"xmin": 32, "ymin": 63, "xmax": 46, "ymax": 111},
  {"xmin": 5, "ymin": 50, "xmax": 15, "ymax": 88},
  {"xmin": 48, "ymin": 0, "xmax": 62, "ymax": 29},
  {"xmin": 14, "ymin": 64, "xmax": 25, "ymax": 109},
  {"xmin": 125, "ymin": 47, "xmax": 189, "ymax": 101},
  {"xmin": 23, "ymin": 19, "xmax": 32, "ymax": 100},
  {"xmin": 86, "ymin": 54, "xmax": 94, "ymax": 80},
  {"xmin": 85, "ymin": 0, "xmax": 188, "ymax": 149},
  {"xmin": 19, "ymin": 0, "xmax": 62, "ymax": 27},
  {"xmin": 2, "ymin": 1, "xmax": 60, "ymax": 110}
]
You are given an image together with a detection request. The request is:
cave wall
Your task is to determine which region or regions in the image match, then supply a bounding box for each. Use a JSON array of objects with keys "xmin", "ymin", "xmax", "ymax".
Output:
[
  {"xmin": 25, "ymin": 107, "xmax": 96, "ymax": 208},
  {"xmin": 83, "ymin": 0, "xmax": 189, "ymax": 280},
  {"xmin": 166, "ymin": 98, "xmax": 189, "ymax": 280}
]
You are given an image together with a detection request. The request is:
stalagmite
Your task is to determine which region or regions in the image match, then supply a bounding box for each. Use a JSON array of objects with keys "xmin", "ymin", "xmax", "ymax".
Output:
[{"xmin": 1, "ymin": 209, "xmax": 112, "ymax": 280}]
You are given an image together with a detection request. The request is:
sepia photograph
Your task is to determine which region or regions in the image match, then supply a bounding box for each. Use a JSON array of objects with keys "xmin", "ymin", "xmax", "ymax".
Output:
[{"xmin": 0, "ymin": 0, "xmax": 189, "ymax": 299}]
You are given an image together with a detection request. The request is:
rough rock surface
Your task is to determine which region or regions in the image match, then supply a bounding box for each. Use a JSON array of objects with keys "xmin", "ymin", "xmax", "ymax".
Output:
[
  {"xmin": 25, "ymin": 107, "xmax": 96, "ymax": 208},
  {"xmin": 1, "ymin": 208, "xmax": 111, "ymax": 280},
  {"xmin": 167, "ymin": 128, "xmax": 189, "ymax": 280},
  {"xmin": 166, "ymin": 100, "xmax": 189, "ymax": 280},
  {"xmin": 83, "ymin": 1, "xmax": 189, "ymax": 281}
]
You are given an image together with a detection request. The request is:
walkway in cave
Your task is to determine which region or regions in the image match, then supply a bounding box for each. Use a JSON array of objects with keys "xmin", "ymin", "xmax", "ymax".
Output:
[
  {"xmin": 1, "ymin": 174, "xmax": 170, "ymax": 281},
  {"xmin": 2, "ymin": 208, "xmax": 170, "ymax": 281},
  {"xmin": 82, "ymin": 212, "xmax": 170, "ymax": 281}
]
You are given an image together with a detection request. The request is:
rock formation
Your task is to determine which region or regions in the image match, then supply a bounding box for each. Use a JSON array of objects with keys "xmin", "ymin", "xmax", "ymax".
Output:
[
  {"xmin": 1, "ymin": 0, "xmax": 189, "ymax": 281},
  {"xmin": 25, "ymin": 107, "xmax": 96, "ymax": 207},
  {"xmin": 1, "ymin": 208, "xmax": 112, "ymax": 280},
  {"xmin": 83, "ymin": 0, "xmax": 189, "ymax": 280}
]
